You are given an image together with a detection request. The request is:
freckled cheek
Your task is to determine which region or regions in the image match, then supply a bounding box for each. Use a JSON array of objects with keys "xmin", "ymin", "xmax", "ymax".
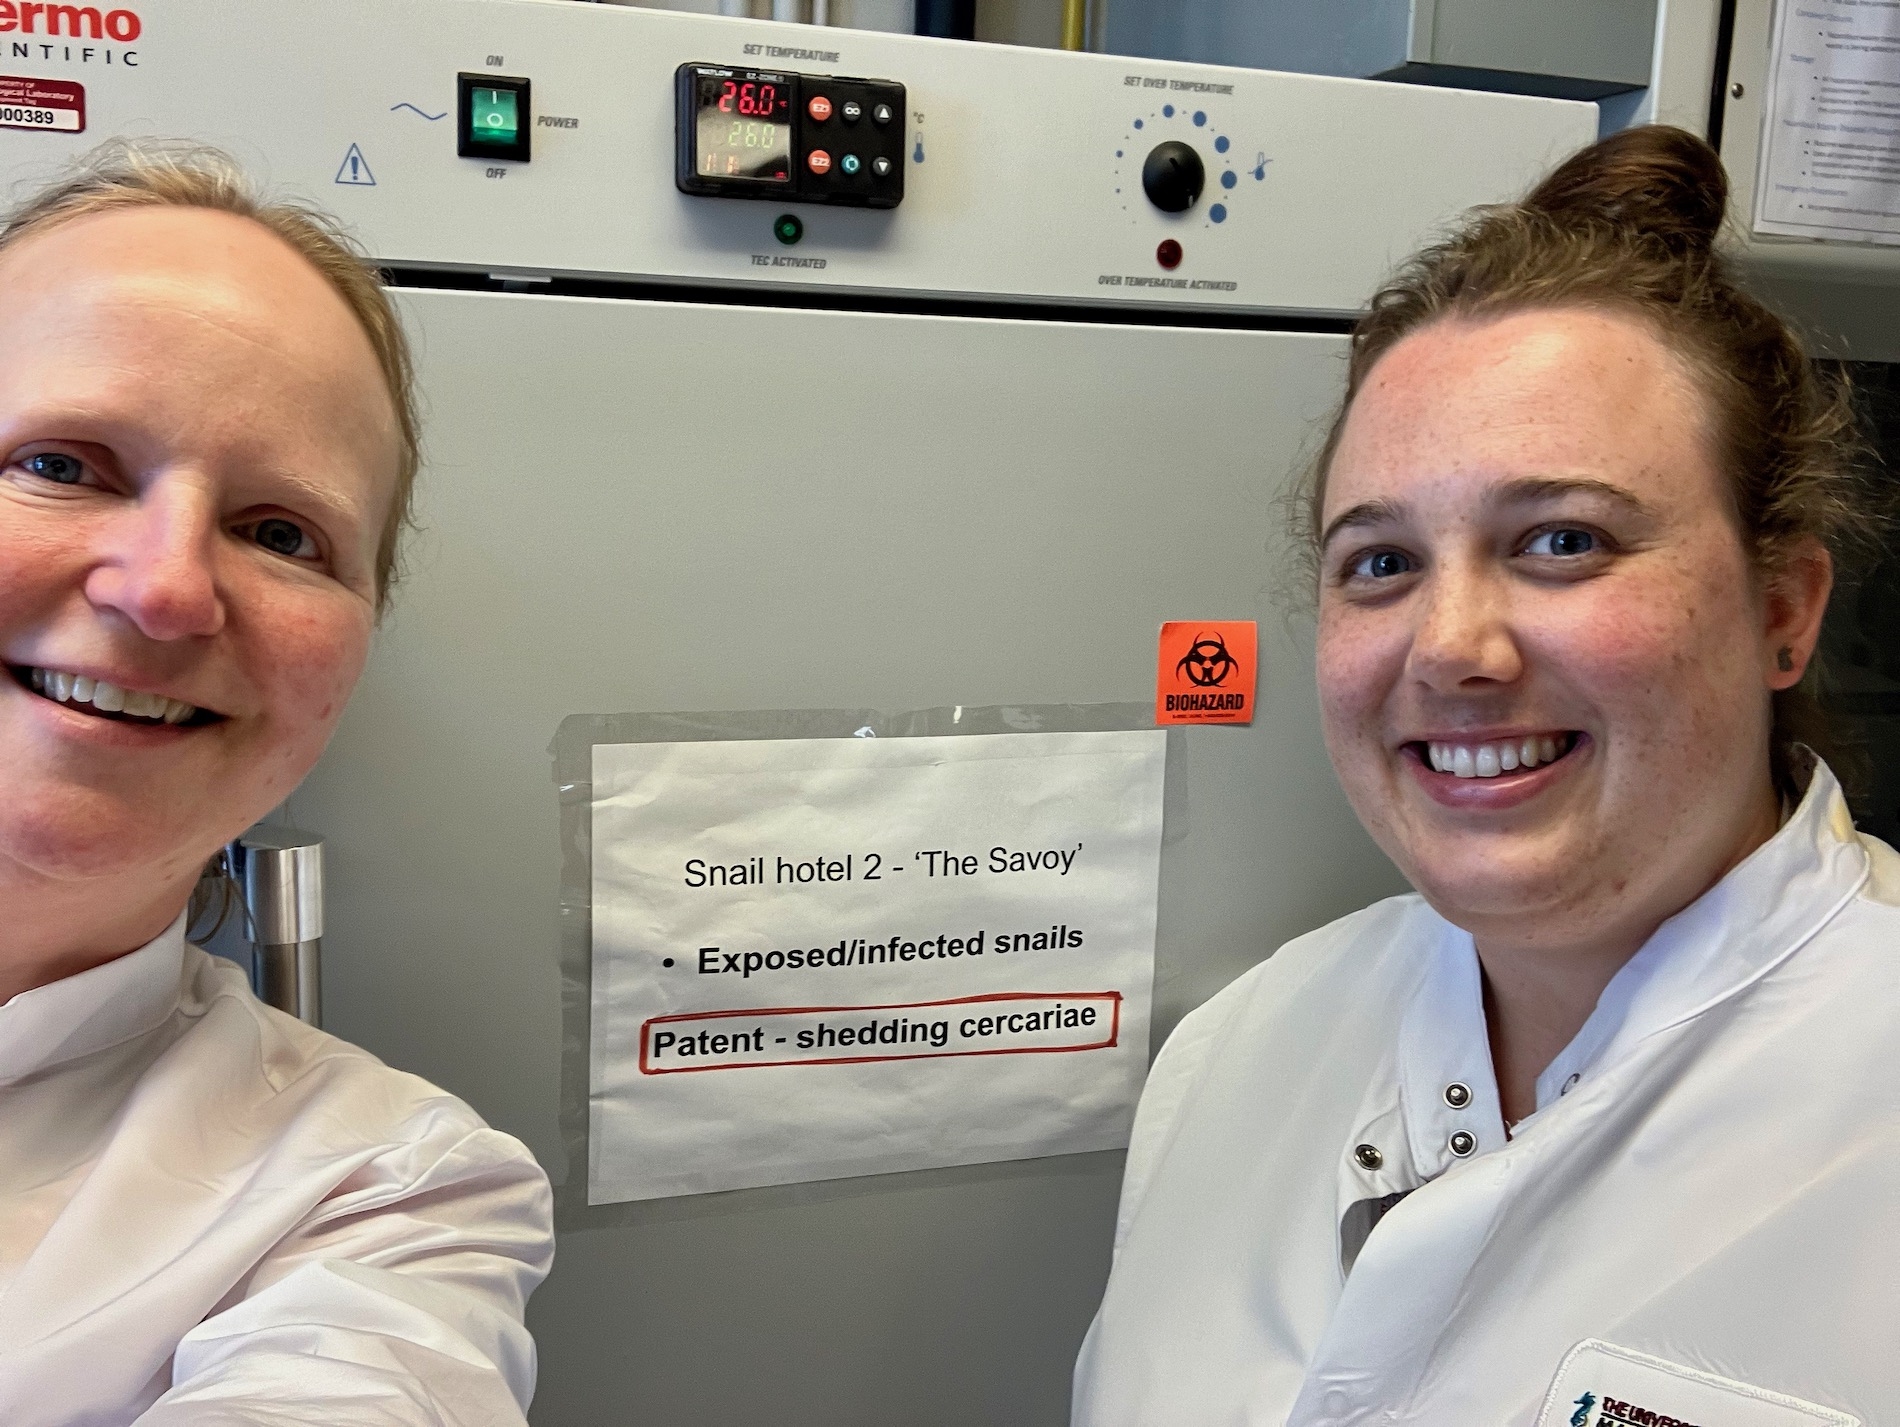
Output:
[
  {"xmin": 1316, "ymin": 608, "xmax": 1409, "ymax": 769},
  {"xmin": 0, "ymin": 514, "xmax": 96, "ymax": 627},
  {"xmin": 1524, "ymin": 588, "xmax": 1741, "ymax": 749},
  {"xmin": 246, "ymin": 599, "xmax": 373, "ymax": 755}
]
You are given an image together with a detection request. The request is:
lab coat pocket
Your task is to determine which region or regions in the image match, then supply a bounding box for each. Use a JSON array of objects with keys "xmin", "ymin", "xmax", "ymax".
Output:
[{"xmin": 1536, "ymin": 1339, "xmax": 1859, "ymax": 1427}]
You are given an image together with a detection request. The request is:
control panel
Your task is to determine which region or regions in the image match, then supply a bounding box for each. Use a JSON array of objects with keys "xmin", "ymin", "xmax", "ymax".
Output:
[
  {"xmin": 675, "ymin": 63, "xmax": 905, "ymax": 209},
  {"xmin": 0, "ymin": 0, "xmax": 1596, "ymax": 314}
]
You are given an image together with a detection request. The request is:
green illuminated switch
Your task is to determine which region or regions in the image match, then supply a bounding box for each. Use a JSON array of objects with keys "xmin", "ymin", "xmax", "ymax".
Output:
[{"xmin": 457, "ymin": 73, "xmax": 531, "ymax": 163}]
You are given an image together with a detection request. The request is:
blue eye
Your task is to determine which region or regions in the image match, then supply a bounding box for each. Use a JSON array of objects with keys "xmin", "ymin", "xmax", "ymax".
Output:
[
  {"xmin": 1526, "ymin": 528, "xmax": 1596, "ymax": 557},
  {"xmin": 250, "ymin": 517, "xmax": 317, "ymax": 559},
  {"xmin": 1352, "ymin": 549, "xmax": 1414, "ymax": 579},
  {"xmin": 22, "ymin": 452, "xmax": 86, "ymax": 485}
]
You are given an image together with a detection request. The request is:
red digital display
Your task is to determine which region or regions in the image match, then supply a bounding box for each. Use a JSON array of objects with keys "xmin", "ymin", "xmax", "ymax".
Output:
[
  {"xmin": 718, "ymin": 80, "xmax": 782, "ymax": 118},
  {"xmin": 694, "ymin": 70, "xmax": 792, "ymax": 183}
]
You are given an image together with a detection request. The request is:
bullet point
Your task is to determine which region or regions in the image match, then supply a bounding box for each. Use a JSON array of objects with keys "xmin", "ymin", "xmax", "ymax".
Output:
[{"xmin": 663, "ymin": 957, "xmax": 675, "ymax": 967}]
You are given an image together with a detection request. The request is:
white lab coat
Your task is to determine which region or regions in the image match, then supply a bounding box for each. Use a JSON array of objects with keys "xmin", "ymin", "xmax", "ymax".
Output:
[
  {"xmin": 0, "ymin": 915, "xmax": 554, "ymax": 1426},
  {"xmin": 1073, "ymin": 763, "xmax": 1897, "ymax": 1427}
]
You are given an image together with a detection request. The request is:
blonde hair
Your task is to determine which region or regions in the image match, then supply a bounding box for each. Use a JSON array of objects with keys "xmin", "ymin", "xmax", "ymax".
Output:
[{"xmin": 0, "ymin": 139, "xmax": 420, "ymax": 607}]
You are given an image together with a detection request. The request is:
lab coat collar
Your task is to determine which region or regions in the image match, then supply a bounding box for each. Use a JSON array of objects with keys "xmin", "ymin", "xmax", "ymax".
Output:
[
  {"xmin": 1396, "ymin": 920, "xmax": 1506, "ymax": 1180},
  {"xmin": 1529, "ymin": 759, "xmax": 1869, "ymax": 1113},
  {"xmin": 0, "ymin": 913, "xmax": 187, "ymax": 1085},
  {"xmin": 1393, "ymin": 762, "xmax": 1868, "ymax": 1160}
]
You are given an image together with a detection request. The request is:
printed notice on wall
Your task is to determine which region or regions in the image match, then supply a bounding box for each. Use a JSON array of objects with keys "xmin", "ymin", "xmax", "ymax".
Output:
[
  {"xmin": 587, "ymin": 730, "xmax": 1167, "ymax": 1204},
  {"xmin": 1755, "ymin": 0, "xmax": 1900, "ymax": 244}
]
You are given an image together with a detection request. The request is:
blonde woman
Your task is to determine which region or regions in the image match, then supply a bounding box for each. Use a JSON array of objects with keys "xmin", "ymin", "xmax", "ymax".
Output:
[{"xmin": 0, "ymin": 146, "xmax": 552, "ymax": 1424}]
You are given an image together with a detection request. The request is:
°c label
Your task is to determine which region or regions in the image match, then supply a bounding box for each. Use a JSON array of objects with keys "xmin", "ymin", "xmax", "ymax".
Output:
[{"xmin": 1156, "ymin": 620, "xmax": 1256, "ymax": 725}]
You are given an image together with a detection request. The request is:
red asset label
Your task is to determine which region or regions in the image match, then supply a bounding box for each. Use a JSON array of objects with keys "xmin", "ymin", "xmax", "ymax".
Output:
[{"xmin": 0, "ymin": 76, "xmax": 85, "ymax": 133}]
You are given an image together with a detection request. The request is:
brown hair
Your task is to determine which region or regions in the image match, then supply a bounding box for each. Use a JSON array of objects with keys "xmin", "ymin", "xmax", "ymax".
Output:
[
  {"xmin": 0, "ymin": 139, "xmax": 420, "ymax": 608},
  {"xmin": 1299, "ymin": 124, "xmax": 1888, "ymax": 797}
]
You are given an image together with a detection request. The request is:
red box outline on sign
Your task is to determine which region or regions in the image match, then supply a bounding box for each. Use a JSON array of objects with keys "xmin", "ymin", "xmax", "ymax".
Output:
[
  {"xmin": 639, "ymin": 990, "xmax": 1122, "ymax": 1075},
  {"xmin": 0, "ymin": 76, "xmax": 86, "ymax": 134}
]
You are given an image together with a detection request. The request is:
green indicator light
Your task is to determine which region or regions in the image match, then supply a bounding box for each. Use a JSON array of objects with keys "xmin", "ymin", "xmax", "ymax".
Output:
[
  {"xmin": 471, "ymin": 88, "xmax": 519, "ymax": 145},
  {"xmin": 774, "ymin": 213, "xmax": 803, "ymax": 245}
]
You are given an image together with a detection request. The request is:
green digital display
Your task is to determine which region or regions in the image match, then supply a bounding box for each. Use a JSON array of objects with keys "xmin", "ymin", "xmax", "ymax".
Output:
[{"xmin": 470, "ymin": 87, "xmax": 519, "ymax": 146}]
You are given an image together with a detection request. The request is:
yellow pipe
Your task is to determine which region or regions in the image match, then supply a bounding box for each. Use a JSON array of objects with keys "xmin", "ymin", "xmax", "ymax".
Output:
[{"xmin": 1061, "ymin": 0, "xmax": 1086, "ymax": 50}]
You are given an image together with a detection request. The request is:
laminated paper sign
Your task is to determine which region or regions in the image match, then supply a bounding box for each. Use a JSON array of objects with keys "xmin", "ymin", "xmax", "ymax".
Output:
[
  {"xmin": 1754, "ymin": 0, "xmax": 1900, "ymax": 245},
  {"xmin": 588, "ymin": 730, "xmax": 1167, "ymax": 1203}
]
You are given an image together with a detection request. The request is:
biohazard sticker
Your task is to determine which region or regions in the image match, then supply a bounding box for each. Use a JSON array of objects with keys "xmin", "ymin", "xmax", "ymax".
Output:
[
  {"xmin": 0, "ymin": 77, "xmax": 85, "ymax": 133},
  {"xmin": 1156, "ymin": 620, "xmax": 1256, "ymax": 725}
]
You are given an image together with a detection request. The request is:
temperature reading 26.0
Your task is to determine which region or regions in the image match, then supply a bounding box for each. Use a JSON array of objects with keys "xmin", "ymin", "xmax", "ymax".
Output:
[
  {"xmin": 720, "ymin": 81, "xmax": 780, "ymax": 117},
  {"xmin": 693, "ymin": 69, "xmax": 792, "ymax": 183}
]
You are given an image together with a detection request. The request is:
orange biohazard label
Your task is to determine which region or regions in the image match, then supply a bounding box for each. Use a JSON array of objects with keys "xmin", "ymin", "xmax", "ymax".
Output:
[{"xmin": 1156, "ymin": 621, "xmax": 1257, "ymax": 725}]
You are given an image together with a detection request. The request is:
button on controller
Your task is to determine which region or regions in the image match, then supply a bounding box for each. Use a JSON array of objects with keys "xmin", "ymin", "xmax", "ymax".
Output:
[
  {"xmin": 807, "ymin": 94, "xmax": 832, "ymax": 122},
  {"xmin": 807, "ymin": 148, "xmax": 832, "ymax": 175},
  {"xmin": 840, "ymin": 99, "xmax": 862, "ymax": 123},
  {"xmin": 872, "ymin": 102, "xmax": 894, "ymax": 125}
]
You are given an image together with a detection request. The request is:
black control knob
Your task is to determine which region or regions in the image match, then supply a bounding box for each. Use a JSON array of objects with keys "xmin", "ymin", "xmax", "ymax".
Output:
[{"xmin": 1141, "ymin": 141, "xmax": 1205, "ymax": 213}]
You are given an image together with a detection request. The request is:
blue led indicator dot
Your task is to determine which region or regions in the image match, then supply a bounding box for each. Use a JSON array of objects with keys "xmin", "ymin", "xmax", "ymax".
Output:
[
  {"xmin": 1210, "ymin": 203, "xmax": 1227, "ymax": 223},
  {"xmin": 1133, "ymin": 118, "xmax": 1143, "ymax": 129},
  {"xmin": 1193, "ymin": 110, "xmax": 1206, "ymax": 126},
  {"xmin": 1162, "ymin": 104, "xmax": 1174, "ymax": 117},
  {"xmin": 1215, "ymin": 135, "xmax": 1230, "ymax": 153}
]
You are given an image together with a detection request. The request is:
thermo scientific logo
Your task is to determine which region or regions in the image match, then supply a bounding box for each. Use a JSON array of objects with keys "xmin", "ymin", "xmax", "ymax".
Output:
[{"xmin": 0, "ymin": 3, "xmax": 142, "ymax": 42}]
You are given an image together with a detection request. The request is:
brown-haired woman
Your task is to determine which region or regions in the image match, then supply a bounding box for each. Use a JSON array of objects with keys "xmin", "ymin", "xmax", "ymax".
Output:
[
  {"xmin": 0, "ymin": 144, "xmax": 552, "ymax": 1423},
  {"xmin": 1073, "ymin": 126, "xmax": 1895, "ymax": 1427}
]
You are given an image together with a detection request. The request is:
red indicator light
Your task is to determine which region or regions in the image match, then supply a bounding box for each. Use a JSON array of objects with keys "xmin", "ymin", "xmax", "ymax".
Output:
[
  {"xmin": 808, "ymin": 95, "xmax": 833, "ymax": 122},
  {"xmin": 1156, "ymin": 239, "xmax": 1183, "ymax": 269},
  {"xmin": 807, "ymin": 149, "xmax": 833, "ymax": 174}
]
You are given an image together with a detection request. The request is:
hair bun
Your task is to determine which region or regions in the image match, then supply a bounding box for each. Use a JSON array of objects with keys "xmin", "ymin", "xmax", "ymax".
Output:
[{"xmin": 1522, "ymin": 125, "xmax": 1727, "ymax": 255}]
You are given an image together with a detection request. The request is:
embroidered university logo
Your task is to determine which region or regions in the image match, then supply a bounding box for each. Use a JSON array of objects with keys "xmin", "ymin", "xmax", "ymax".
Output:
[{"xmin": 1572, "ymin": 1393, "xmax": 1597, "ymax": 1427}]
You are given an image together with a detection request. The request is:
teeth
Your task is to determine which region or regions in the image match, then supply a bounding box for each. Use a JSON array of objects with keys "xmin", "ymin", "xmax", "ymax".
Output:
[
  {"xmin": 21, "ymin": 668, "xmax": 197, "ymax": 725},
  {"xmin": 1428, "ymin": 735, "xmax": 1572, "ymax": 779}
]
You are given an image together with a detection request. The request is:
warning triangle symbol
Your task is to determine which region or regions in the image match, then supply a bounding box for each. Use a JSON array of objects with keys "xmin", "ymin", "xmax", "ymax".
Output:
[{"xmin": 334, "ymin": 144, "xmax": 376, "ymax": 186}]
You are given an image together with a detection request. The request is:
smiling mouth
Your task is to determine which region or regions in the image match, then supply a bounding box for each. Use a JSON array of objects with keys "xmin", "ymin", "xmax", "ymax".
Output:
[
  {"xmin": 9, "ymin": 665, "xmax": 221, "ymax": 727},
  {"xmin": 1411, "ymin": 732, "xmax": 1582, "ymax": 780}
]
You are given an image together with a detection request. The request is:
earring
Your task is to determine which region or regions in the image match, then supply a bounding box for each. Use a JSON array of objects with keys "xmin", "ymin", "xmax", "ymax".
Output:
[{"xmin": 1777, "ymin": 647, "xmax": 1795, "ymax": 673}]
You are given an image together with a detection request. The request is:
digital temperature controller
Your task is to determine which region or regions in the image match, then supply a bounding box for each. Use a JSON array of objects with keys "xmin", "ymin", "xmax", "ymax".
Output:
[{"xmin": 675, "ymin": 63, "xmax": 905, "ymax": 209}]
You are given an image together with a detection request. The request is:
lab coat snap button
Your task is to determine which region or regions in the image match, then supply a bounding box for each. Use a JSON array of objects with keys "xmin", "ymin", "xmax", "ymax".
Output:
[
  {"xmin": 1448, "ymin": 1129, "xmax": 1476, "ymax": 1157},
  {"xmin": 1443, "ymin": 1081, "xmax": 1471, "ymax": 1108},
  {"xmin": 1353, "ymin": 1143, "xmax": 1383, "ymax": 1170}
]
